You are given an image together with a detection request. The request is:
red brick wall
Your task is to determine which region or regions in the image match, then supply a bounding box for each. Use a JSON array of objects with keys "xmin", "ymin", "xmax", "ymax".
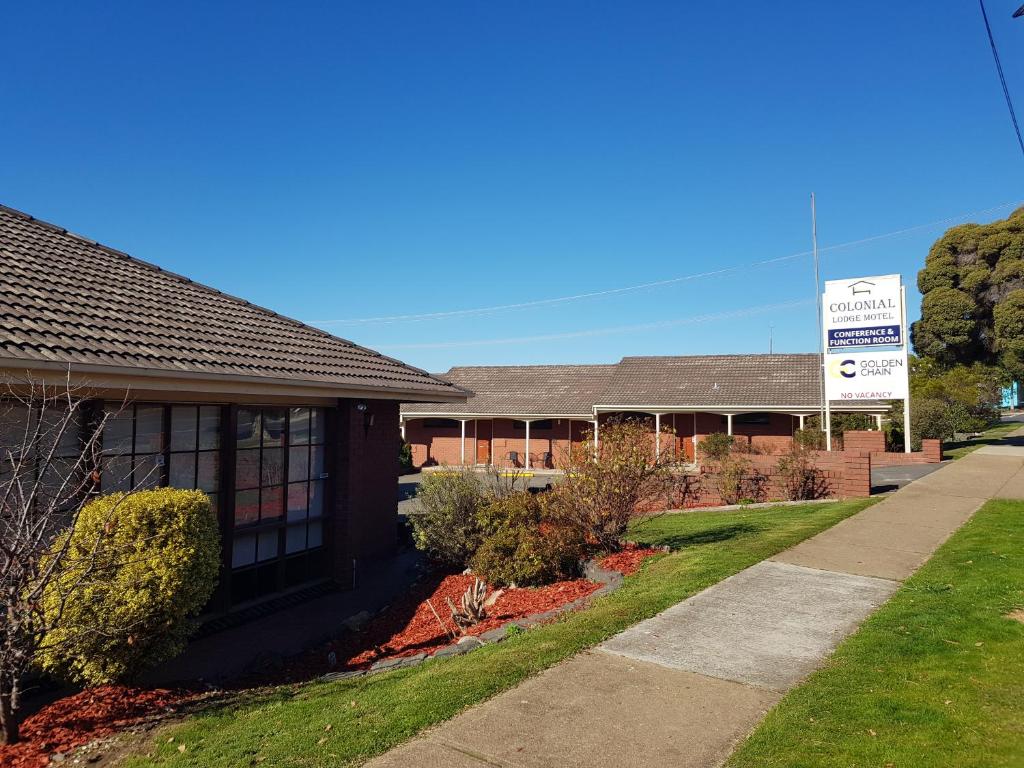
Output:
[
  {"xmin": 843, "ymin": 430, "xmax": 885, "ymax": 454},
  {"xmin": 332, "ymin": 399, "xmax": 401, "ymax": 587},
  {"xmin": 842, "ymin": 430, "xmax": 944, "ymax": 467}
]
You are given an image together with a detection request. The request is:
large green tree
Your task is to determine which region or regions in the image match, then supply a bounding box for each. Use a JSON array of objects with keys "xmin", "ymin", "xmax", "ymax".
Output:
[{"xmin": 911, "ymin": 206, "xmax": 1024, "ymax": 378}]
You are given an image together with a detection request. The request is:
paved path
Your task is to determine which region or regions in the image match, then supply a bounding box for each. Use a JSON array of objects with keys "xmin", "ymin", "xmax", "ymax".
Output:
[{"xmin": 367, "ymin": 435, "xmax": 1024, "ymax": 768}]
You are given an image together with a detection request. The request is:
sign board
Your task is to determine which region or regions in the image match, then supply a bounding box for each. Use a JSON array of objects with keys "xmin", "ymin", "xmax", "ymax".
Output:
[
  {"xmin": 823, "ymin": 274, "xmax": 903, "ymax": 350},
  {"xmin": 824, "ymin": 348, "xmax": 909, "ymax": 401}
]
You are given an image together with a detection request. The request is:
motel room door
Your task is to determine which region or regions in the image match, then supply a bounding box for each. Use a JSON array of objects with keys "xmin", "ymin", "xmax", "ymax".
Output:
[{"xmin": 476, "ymin": 420, "xmax": 492, "ymax": 464}]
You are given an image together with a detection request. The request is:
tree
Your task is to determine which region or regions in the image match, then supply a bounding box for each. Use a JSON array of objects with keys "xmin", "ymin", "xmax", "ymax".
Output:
[
  {"xmin": 548, "ymin": 418, "xmax": 696, "ymax": 551},
  {"xmin": 0, "ymin": 377, "xmax": 109, "ymax": 744},
  {"xmin": 912, "ymin": 206, "xmax": 1024, "ymax": 378}
]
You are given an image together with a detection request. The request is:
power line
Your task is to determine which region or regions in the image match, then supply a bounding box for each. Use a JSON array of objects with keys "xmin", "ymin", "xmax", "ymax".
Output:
[
  {"xmin": 312, "ymin": 200, "xmax": 1019, "ymax": 326},
  {"xmin": 979, "ymin": 0, "xmax": 1024, "ymax": 159},
  {"xmin": 376, "ymin": 298, "xmax": 814, "ymax": 350}
]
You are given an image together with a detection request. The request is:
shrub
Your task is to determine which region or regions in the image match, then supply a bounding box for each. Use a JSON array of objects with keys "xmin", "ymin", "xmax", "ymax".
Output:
[
  {"xmin": 776, "ymin": 444, "xmax": 830, "ymax": 501},
  {"xmin": 793, "ymin": 427, "xmax": 825, "ymax": 451},
  {"xmin": 697, "ymin": 432, "xmax": 734, "ymax": 461},
  {"xmin": 550, "ymin": 419, "xmax": 693, "ymax": 551},
  {"xmin": 714, "ymin": 454, "xmax": 768, "ymax": 505},
  {"xmin": 470, "ymin": 492, "xmax": 585, "ymax": 587},
  {"xmin": 409, "ymin": 469, "xmax": 487, "ymax": 567},
  {"xmin": 36, "ymin": 489, "xmax": 220, "ymax": 685},
  {"xmin": 399, "ymin": 442, "xmax": 414, "ymax": 473}
]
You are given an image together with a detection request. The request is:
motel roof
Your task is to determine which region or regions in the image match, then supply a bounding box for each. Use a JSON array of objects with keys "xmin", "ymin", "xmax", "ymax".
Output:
[
  {"xmin": 402, "ymin": 354, "xmax": 884, "ymax": 418},
  {"xmin": 0, "ymin": 204, "xmax": 464, "ymax": 401}
]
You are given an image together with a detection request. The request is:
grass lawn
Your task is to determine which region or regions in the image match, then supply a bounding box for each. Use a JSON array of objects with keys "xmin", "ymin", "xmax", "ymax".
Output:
[
  {"xmin": 729, "ymin": 498, "xmax": 1024, "ymax": 768},
  {"xmin": 124, "ymin": 498, "xmax": 875, "ymax": 767},
  {"xmin": 943, "ymin": 420, "xmax": 1021, "ymax": 460}
]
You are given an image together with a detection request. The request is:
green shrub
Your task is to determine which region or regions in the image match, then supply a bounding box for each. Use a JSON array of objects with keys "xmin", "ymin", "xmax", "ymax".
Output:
[
  {"xmin": 399, "ymin": 442, "xmax": 414, "ymax": 473},
  {"xmin": 697, "ymin": 432, "xmax": 734, "ymax": 460},
  {"xmin": 470, "ymin": 492, "xmax": 585, "ymax": 587},
  {"xmin": 409, "ymin": 470, "xmax": 487, "ymax": 567},
  {"xmin": 37, "ymin": 489, "xmax": 220, "ymax": 685},
  {"xmin": 775, "ymin": 444, "xmax": 830, "ymax": 501}
]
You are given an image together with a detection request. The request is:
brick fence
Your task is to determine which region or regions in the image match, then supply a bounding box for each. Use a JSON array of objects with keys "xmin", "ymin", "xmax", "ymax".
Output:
[{"xmin": 841, "ymin": 430, "xmax": 943, "ymax": 467}]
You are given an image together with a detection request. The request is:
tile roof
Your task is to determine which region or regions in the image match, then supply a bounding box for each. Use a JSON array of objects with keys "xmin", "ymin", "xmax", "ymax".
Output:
[
  {"xmin": 403, "ymin": 354, "xmax": 885, "ymax": 416},
  {"xmin": 402, "ymin": 364, "xmax": 617, "ymax": 417},
  {"xmin": 600, "ymin": 354, "xmax": 825, "ymax": 408},
  {"xmin": 0, "ymin": 204, "xmax": 462, "ymax": 399}
]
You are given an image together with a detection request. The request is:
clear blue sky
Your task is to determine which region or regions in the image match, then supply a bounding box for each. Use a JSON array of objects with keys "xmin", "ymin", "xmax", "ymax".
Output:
[{"xmin": 2, "ymin": 1, "xmax": 1021, "ymax": 372}]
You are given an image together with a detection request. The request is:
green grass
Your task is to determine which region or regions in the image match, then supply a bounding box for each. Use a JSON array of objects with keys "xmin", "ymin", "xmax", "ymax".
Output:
[
  {"xmin": 124, "ymin": 499, "xmax": 875, "ymax": 767},
  {"xmin": 728, "ymin": 498, "xmax": 1024, "ymax": 768},
  {"xmin": 943, "ymin": 420, "xmax": 1021, "ymax": 460}
]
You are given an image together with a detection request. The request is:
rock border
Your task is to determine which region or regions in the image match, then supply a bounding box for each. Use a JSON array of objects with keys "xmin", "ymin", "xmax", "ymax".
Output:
[{"xmin": 318, "ymin": 560, "xmax": 628, "ymax": 682}]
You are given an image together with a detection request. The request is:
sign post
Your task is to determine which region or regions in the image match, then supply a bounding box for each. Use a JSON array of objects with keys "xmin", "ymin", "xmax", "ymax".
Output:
[{"xmin": 822, "ymin": 274, "xmax": 910, "ymax": 452}]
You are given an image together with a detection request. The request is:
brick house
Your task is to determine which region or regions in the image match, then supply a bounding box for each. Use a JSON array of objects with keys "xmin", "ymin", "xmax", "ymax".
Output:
[
  {"xmin": 401, "ymin": 355, "xmax": 888, "ymax": 469},
  {"xmin": 0, "ymin": 204, "xmax": 465, "ymax": 611}
]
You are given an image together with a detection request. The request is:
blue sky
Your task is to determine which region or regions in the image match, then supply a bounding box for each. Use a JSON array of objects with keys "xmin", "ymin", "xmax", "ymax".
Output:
[{"xmin": 2, "ymin": 1, "xmax": 1021, "ymax": 372}]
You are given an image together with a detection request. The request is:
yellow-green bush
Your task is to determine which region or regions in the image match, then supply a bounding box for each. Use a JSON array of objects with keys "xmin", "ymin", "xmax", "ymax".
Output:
[{"xmin": 36, "ymin": 488, "xmax": 220, "ymax": 685}]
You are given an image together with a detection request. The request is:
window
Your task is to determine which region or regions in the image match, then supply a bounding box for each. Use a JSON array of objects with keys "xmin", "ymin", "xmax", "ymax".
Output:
[
  {"xmin": 424, "ymin": 418, "xmax": 459, "ymax": 429},
  {"xmin": 2, "ymin": 400, "xmax": 86, "ymax": 510},
  {"xmin": 513, "ymin": 419, "xmax": 553, "ymax": 431},
  {"xmin": 730, "ymin": 413, "xmax": 772, "ymax": 425},
  {"xmin": 101, "ymin": 404, "xmax": 222, "ymax": 511},
  {"xmin": 231, "ymin": 407, "xmax": 327, "ymax": 572}
]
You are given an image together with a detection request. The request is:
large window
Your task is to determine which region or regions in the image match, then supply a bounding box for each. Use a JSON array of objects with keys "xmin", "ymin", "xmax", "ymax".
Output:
[
  {"xmin": 1, "ymin": 400, "xmax": 85, "ymax": 510},
  {"xmin": 231, "ymin": 407, "xmax": 327, "ymax": 582},
  {"xmin": 101, "ymin": 404, "xmax": 222, "ymax": 510}
]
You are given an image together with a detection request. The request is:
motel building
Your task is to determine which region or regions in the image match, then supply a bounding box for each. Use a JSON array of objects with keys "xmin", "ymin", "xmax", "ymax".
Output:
[
  {"xmin": 0, "ymin": 205, "xmax": 466, "ymax": 613},
  {"xmin": 401, "ymin": 355, "xmax": 888, "ymax": 470}
]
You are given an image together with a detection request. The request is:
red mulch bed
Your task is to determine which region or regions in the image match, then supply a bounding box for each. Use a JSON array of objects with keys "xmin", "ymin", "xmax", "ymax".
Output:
[
  {"xmin": 2, "ymin": 569, "xmax": 615, "ymax": 764},
  {"xmin": 0, "ymin": 686, "xmax": 192, "ymax": 768},
  {"xmin": 316, "ymin": 574, "xmax": 600, "ymax": 672},
  {"xmin": 599, "ymin": 544, "xmax": 662, "ymax": 576}
]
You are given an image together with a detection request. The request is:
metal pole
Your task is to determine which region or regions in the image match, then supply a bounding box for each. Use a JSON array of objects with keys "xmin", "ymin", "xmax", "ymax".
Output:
[
  {"xmin": 902, "ymin": 285, "xmax": 911, "ymax": 453},
  {"xmin": 812, "ymin": 193, "xmax": 831, "ymax": 451}
]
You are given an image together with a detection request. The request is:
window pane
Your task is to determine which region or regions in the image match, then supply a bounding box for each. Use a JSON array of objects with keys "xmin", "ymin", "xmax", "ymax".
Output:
[
  {"xmin": 309, "ymin": 479, "xmax": 324, "ymax": 518},
  {"xmin": 170, "ymin": 406, "xmax": 198, "ymax": 451},
  {"xmin": 258, "ymin": 530, "xmax": 279, "ymax": 561},
  {"xmin": 310, "ymin": 408, "xmax": 325, "ymax": 445},
  {"xmin": 232, "ymin": 534, "xmax": 256, "ymax": 568},
  {"xmin": 197, "ymin": 452, "xmax": 220, "ymax": 492},
  {"xmin": 288, "ymin": 446, "xmax": 309, "ymax": 483},
  {"xmin": 102, "ymin": 410, "xmax": 134, "ymax": 455},
  {"xmin": 287, "ymin": 482, "xmax": 308, "ymax": 521},
  {"xmin": 133, "ymin": 454, "xmax": 162, "ymax": 489},
  {"xmin": 41, "ymin": 407, "xmax": 82, "ymax": 458},
  {"xmin": 235, "ymin": 448, "xmax": 260, "ymax": 490},
  {"xmin": 102, "ymin": 455, "xmax": 133, "ymax": 492},
  {"xmin": 289, "ymin": 408, "xmax": 310, "ymax": 445},
  {"xmin": 308, "ymin": 520, "xmax": 323, "ymax": 548},
  {"xmin": 261, "ymin": 448, "xmax": 285, "ymax": 487},
  {"xmin": 0, "ymin": 403, "xmax": 32, "ymax": 456},
  {"xmin": 169, "ymin": 453, "xmax": 196, "ymax": 489},
  {"xmin": 198, "ymin": 406, "xmax": 221, "ymax": 450},
  {"xmin": 262, "ymin": 408, "xmax": 286, "ymax": 448},
  {"xmin": 234, "ymin": 489, "xmax": 259, "ymax": 526},
  {"xmin": 286, "ymin": 524, "xmax": 307, "ymax": 554},
  {"xmin": 135, "ymin": 406, "xmax": 164, "ymax": 454},
  {"xmin": 236, "ymin": 408, "xmax": 261, "ymax": 449},
  {"xmin": 310, "ymin": 446, "xmax": 325, "ymax": 479},
  {"xmin": 260, "ymin": 485, "xmax": 283, "ymax": 521}
]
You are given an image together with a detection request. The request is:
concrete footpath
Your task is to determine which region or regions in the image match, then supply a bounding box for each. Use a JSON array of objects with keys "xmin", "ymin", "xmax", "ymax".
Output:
[{"xmin": 366, "ymin": 438, "xmax": 1024, "ymax": 768}]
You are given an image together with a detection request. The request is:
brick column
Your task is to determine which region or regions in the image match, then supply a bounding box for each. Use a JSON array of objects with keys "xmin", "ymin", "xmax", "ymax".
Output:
[
  {"xmin": 843, "ymin": 430, "xmax": 885, "ymax": 454},
  {"xmin": 840, "ymin": 450, "xmax": 872, "ymax": 498},
  {"xmin": 921, "ymin": 439, "xmax": 943, "ymax": 463}
]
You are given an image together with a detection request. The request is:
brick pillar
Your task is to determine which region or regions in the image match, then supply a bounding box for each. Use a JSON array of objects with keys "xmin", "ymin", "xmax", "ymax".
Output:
[
  {"xmin": 843, "ymin": 430, "xmax": 885, "ymax": 454},
  {"xmin": 332, "ymin": 398, "xmax": 401, "ymax": 588},
  {"xmin": 841, "ymin": 450, "xmax": 872, "ymax": 498},
  {"xmin": 921, "ymin": 439, "xmax": 943, "ymax": 463}
]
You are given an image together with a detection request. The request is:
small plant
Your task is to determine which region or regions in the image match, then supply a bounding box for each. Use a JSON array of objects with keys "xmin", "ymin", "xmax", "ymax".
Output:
[
  {"xmin": 36, "ymin": 489, "xmax": 220, "ymax": 685},
  {"xmin": 399, "ymin": 442, "xmax": 414, "ymax": 473},
  {"xmin": 410, "ymin": 469, "xmax": 487, "ymax": 568},
  {"xmin": 470, "ymin": 492, "xmax": 585, "ymax": 587},
  {"xmin": 446, "ymin": 578, "xmax": 488, "ymax": 630},
  {"xmin": 776, "ymin": 444, "xmax": 830, "ymax": 501},
  {"xmin": 793, "ymin": 427, "xmax": 825, "ymax": 451},
  {"xmin": 714, "ymin": 454, "xmax": 768, "ymax": 505},
  {"xmin": 697, "ymin": 432, "xmax": 734, "ymax": 461}
]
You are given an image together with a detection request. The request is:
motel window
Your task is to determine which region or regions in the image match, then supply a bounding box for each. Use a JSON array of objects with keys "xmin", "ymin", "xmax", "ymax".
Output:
[
  {"xmin": 231, "ymin": 407, "xmax": 327, "ymax": 577},
  {"xmin": 512, "ymin": 420, "xmax": 553, "ymax": 431},
  {"xmin": 424, "ymin": 418, "xmax": 459, "ymax": 429},
  {"xmin": 728, "ymin": 413, "xmax": 772, "ymax": 425},
  {"xmin": 1, "ymin": 400, "xmax": 86, "ymax": 511}
]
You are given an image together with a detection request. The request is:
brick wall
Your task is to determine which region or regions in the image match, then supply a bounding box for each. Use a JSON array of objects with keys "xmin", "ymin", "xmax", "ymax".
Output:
[
  {"xmin": 332, "ymin": 399, "xmax": 401, "ymax": 587},
  {"xmin": 842, "ymin": 430, "xmax": 944, "ymax": 467}
]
